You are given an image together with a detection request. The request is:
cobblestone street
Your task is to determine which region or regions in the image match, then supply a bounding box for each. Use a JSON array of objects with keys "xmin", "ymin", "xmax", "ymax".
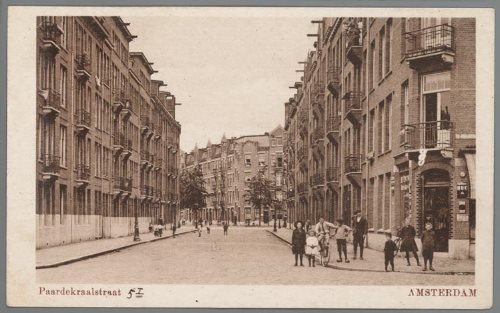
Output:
[{"xmin": 37, "ymin": 227, "xmax": 474, "ymax": 285}]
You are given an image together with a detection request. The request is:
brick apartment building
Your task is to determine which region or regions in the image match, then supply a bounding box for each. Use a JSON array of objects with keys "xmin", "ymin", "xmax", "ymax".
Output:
[
  {"xmin": 284, "ymin": 17, "xmax": 475, "ymax": 259},
  {"xmin": 36, "ymin": 16, "xmax": 181, "ymax": 248},
  {"xmin": 180, "ymin": 126, "xmax": 284, "ymax": 225}
]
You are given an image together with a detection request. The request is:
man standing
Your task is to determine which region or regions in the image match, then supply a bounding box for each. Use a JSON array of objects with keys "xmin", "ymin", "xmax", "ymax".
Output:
[
  {"xmin": 223, "ymin": 222, "xmax": 229, "ymax": 236},
  {"xmin": 352, "ymin": 210, "xmax": 368, "ymax": 260},
  {"xmin": 314, "ymin": 217, "xmax": 337, "ymax": 252}
]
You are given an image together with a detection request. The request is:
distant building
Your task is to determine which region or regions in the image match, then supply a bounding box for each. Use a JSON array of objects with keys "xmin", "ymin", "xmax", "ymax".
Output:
[
  {"xmin": 181, "ymin": 126, "xmax": 284, "ymax": 225},
  {"xmin": 36, "ymin": 16, "xmax": 181, "ymax": 248},
  {"xmin": 284, "ymin": 17, "xmax": 475, "ymax": 259}
]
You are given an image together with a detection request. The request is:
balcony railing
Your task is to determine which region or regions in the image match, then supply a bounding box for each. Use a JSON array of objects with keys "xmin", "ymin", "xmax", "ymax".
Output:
[
  {"xmin": 312, "ymin": 98, "xmax": 325, "ymax": 111},
  {"xmin": 113, "ymin": 89, "xmax": 128, "ymax": 106},
  {"xmin": 123, "ymin": 137, "xmax": 133, "ymax": 151},
  {"xmin": 346, "ymin": 25, "xmax": 362, "ymax": 49},
  {"xmin": 155, "ymin": 157, "xmax": 163, "ymax": 169},
  {"xmin": 112, "ymin": 131, "xmax": 125, "ymax": 147},
  {"xmin": 76, "ymin": 54, "xmax": 92, "ymax": 74},
  {"xmin": 343, "ymin": 91, "xmax": 363, "ymax": 113},
  {"xmin": 39, "ymin": 89, "xmax": 62, "ymax": 117},
  {"xmin": 327, "ymin": 66, "xmax": 341, "ymax": 95},
  {"xmin": 344, "ymin": 154, "xmax": 362, "ymax": 174},
  {"xmin": 401, "ymin": 121, "xmax": 454, "ymax": 150},
  {"xmin": 297, "ymin": 182, "xmax": 308, "ymax": 194},
  {"xmin": 168, "ymin": 166, "xmax": 178, "ymax": 177},
  {"xmin": 327, "ymin": 66, "xmax": 341, "ymax": 84},
  {"xmin": 326, "ymin": 167, "xmax": 339, "ymax": 182},
  {"xmin": 39, "ymin": 21, "xmax": 63, "ymax": 48},
  {"xmin": 312, "ymin": 126, "xmax": 325, "ymax": 142},
  {"xmin": 326, "ymin": 116, "xmax": 340, "ymax": 133},
  {"xmin": 312, "ymin": 82, "xmax": 325, "ymax": 97},
  {"xmin": 42, "ymin": 154, "xmax": 60, "ymax": 174},
  {"xmin": 141, "ymin": 151, "xmax": 150, "ymax": 163},
  {"xmin": 404, "ymin": 24, "xmax": 455, "ymax": 59},
  {"xmin": 140, "ymin": 115, "xmax": 151, "ymax": 129},
  {"xmin": 345, "ymin": 20, "xmax": 362, "ymax": 64},
  {"xmin": 140, "ymin": 185, "xmax": 152, "ymax": 197},
  {"xmin": 113, "ymin": 176, "xmax": 132, "ymax": 192},
  {"xmin": 76, "ymin": 109, "xmax": 91, "ymax": 128},
  {"xmin": 76, "ymin": 164, "xmax": 91, "ymax": 181},
  {"xmin": 312, "ymin": 172, "xmax": 325, "ymax": 186}
]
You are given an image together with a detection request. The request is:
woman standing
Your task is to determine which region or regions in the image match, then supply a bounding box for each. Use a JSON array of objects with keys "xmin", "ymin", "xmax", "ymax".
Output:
[
  {"xmin": 292, "ymin": 221, "xmax": 306, "ymax": 266},
  {"xmin": 400, "ymin": 219, "xmax": 421, "ymax": 266}
]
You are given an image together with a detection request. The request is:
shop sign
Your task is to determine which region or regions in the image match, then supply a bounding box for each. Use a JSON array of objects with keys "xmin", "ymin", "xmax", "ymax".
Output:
[
  {"xmin": 456, "ymin": 214, "xmax": 469, "ymax": 222},
  {"xmin": 457, "ymin": 183, "xmax": 469, "ymax": 198}
]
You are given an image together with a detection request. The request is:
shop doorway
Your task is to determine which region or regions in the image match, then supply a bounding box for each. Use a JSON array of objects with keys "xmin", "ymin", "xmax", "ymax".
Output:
[{"xmin": 422, "ymin": 169, "xmax": 450, "ymax": 252}]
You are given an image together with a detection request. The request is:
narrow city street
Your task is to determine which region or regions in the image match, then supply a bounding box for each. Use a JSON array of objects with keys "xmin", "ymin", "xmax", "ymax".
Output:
[{"xmin": 37, "ymin": 227, "xmax": 474, "ymax": 285}]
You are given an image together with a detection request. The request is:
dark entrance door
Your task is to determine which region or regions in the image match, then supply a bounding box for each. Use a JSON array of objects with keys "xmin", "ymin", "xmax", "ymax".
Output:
[
  {"xmin": 422, "ymin": 169, "xmax": 450, "ymax": 252},
  {"xmin": 423, "ymin": 187, "xmax": 449, "ymax": 252}
]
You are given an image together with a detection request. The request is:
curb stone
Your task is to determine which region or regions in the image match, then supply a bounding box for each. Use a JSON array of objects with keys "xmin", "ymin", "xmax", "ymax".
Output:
[
  {"xmin": 36, "ymin": 229, "xmax": 197, "ymax": 269},
  {"xmin": 267, "ymin": 230, "xmax": 475, "ymax": 276}
]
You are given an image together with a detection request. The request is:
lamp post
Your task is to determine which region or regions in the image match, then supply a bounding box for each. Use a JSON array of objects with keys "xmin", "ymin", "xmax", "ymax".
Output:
[
  {"xmin": 278, "ymin": 207, "xmax": 282, "ymax": 229},
  {"xmin": 273, "ymin": 202, "xmax": 277, "ymax": 232},
  {"xmin": 133, "ymin": 196, "xmax": 140, "ymax": 241},
  {"xmin": 273, "ymin": 195, "xmax": 278, "ymax": 232}
]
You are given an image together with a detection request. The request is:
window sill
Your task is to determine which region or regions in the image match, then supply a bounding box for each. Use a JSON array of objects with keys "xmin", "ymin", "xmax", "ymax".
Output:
[
  {"xmin": 384, "ymin": 70, "xmax": 392, "ymax": 80},
  {"xmin": 378, "ymin": 149, "xmax": 392, "ymax": 158}
]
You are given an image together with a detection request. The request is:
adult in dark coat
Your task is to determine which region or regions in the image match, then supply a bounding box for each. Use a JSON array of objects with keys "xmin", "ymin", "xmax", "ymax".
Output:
[
  {"xmin": 400, "ymin": 219, "xmax": 421, "ymax": 266},
  {"xmin": 292, "ymin": 221, "xmax": 306, "ymax": 266},
  {"xmin": 352, "ymin": 210, "xmax": 368, "ymax": 260},
  {"xmin": 421, "ymin": 222, "xmax": 436, "ymax": 271}
]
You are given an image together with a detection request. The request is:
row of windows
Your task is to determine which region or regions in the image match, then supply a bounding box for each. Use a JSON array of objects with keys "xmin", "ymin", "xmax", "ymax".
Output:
[
  {"xmin": 37, "ymin": 183, "xmax": 171, "ymax": 226},
  {"xmin": 38, "ymin": 118, "xmax": 178, "ymax": 179}
]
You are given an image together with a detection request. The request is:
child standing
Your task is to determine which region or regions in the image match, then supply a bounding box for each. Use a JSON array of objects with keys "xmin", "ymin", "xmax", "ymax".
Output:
[
  {"xmin": 305, "ymin": 229, "xmax": 319, "ymax": 267},
  {"xmin": 334, "ymin": 219, "xmax": 351, "ymax": 263},
  {"xmin": 421, "ymin": 222, "xmax": 436, "ymax": 271},
  {"xmin": 291, "ymin": 221, "xmax": 306, "ymax": 266},
  {"xmin": 384, "ymin": 232, "xmax": 398, "ymax": 271}
]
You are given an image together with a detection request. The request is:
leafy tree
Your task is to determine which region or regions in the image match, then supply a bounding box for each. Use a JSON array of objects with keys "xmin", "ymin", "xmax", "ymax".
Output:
[
  {"xmin": 246, "ymin": 170, "xmax": 273, "ymax": 227},
  {"xmin": 180, "ymin": 165, "xmax": 207, "ymax": 227}
]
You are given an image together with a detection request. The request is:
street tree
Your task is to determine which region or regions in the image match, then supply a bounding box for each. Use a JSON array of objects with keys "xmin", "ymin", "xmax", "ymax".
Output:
[
  {"xmin": 246, "ymin": 170, "xmax": 273, "ymax": 227},
  {"xmin": 180, "ymin": 165, "xmax": 207, "ymax": 227}
]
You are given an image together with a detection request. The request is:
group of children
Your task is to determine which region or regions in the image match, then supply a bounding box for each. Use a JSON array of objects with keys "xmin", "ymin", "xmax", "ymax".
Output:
[
  {"xmin": 294, "ymin": 219, "xmax": 437, "ymax": 272},
  {"xmin": 294, "ymin": 218, "xmax": 352, "ymax": 267},
  {"xmin": 384, "ymin": 221, "xmax": 436, "ymax": 272}
]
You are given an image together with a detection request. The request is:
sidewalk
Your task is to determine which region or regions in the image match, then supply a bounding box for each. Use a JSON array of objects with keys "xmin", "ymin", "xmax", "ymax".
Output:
[
  {"xmin": 268, "ymin": 229, "xmax": 475, "ymax": 275},
  {"xmin": 36, "ymin": 226, "xmax": 196, "ymax": 269}
]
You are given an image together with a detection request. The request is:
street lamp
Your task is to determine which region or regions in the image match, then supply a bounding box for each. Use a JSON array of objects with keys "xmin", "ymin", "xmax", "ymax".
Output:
[
  {"xmin": 272, "ymin": 196, "xmax": 278, "ymax": 232},
  {"xmin": 278, "ymin": 208, "xmax": 282, "ymax": 229},
  {"xmin": 133, "ymin": 196, "xmax": 140, "ymax": 241}
]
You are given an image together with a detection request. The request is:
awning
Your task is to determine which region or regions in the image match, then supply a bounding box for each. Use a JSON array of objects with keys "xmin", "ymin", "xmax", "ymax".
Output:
[{"xmin": 464, "ymin": 153, "xmax": 476, "ymax": 199}]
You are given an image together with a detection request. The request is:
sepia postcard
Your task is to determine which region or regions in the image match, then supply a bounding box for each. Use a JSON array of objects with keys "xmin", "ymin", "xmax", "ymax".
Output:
[{"xmin": 6, "ymin": 6, "xmax": 494, "ymax": 309}]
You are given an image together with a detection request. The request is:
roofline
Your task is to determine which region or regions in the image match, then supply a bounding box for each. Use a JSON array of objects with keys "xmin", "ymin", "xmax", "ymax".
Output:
[
  {"xmin": 129, "ymin": 52, "xmax": 156, "ymax": 74},
  {"xmin": 112, "ymin": 17, "xmax": 137, "ymax": 42}
]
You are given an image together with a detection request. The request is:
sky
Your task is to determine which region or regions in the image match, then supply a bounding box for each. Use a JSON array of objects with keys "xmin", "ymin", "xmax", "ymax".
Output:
[{"xmin": 126, "ymin": 15, "xmax": 317, "ymax": 152}]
